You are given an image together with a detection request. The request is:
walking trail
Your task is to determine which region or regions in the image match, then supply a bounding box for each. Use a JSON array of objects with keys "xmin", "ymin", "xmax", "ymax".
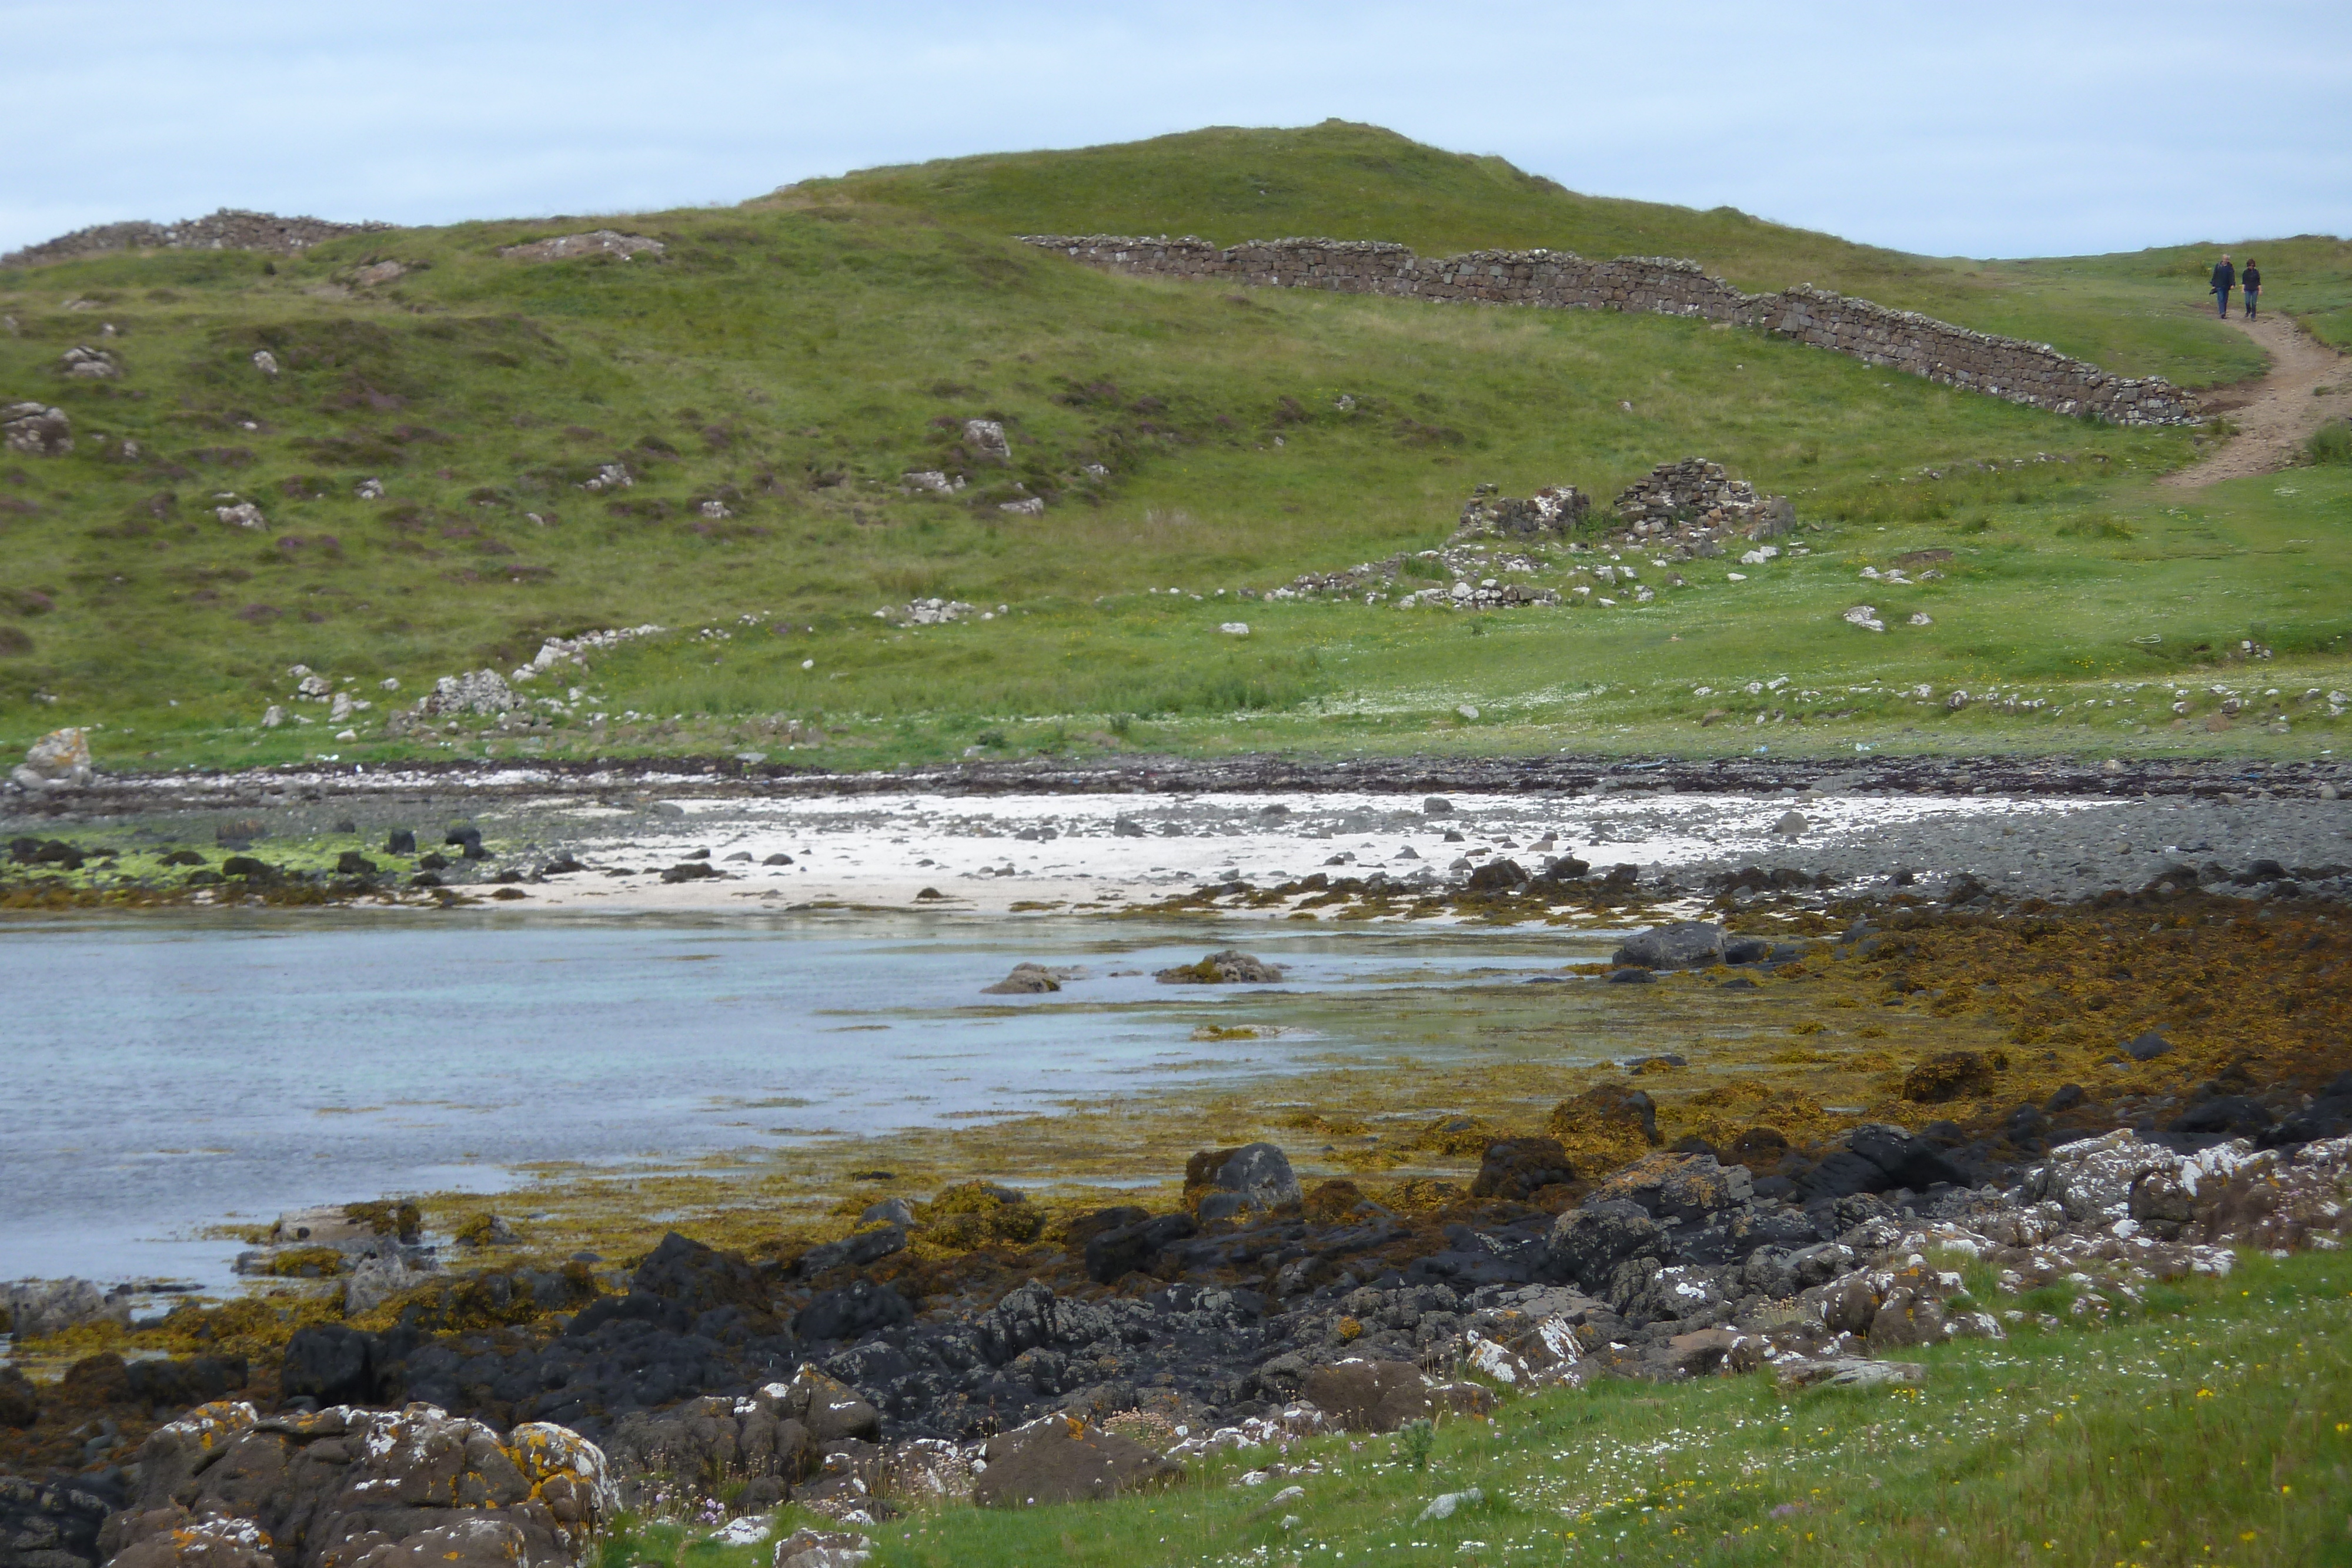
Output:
[{"xmin": 2163, "ymin": 312, "xmax": 2352, "ymax": 486}]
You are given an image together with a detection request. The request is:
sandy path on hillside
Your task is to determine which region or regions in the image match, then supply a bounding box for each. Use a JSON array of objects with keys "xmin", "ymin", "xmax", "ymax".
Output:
[{"xmin": 2164, "ymin": 312, "xmax": 2352, "ymax": 486}]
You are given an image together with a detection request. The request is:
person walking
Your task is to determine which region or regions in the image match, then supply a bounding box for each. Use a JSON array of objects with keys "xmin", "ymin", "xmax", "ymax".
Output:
[
  {"xmin": 2211, "ymin": 253, "xmax": 2236, "ymax": 317},
  {"xmin": 2242, "ymin": 258, "xmax": 2261, "ymax": 320}
]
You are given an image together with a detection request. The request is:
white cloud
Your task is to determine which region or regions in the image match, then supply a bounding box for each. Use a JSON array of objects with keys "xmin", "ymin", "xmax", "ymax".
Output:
[{"xmin": 2, "ymin": 0, "xmax": 2345, "ymax": 258}]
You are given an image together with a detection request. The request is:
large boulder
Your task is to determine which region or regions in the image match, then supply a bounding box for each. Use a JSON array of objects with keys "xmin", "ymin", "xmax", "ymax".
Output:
[
  {"xmin": 1298, "ymin": 1359, "xmax": 1431, "ymax": 1433},
  {"xmin": 11, "ymin": 728, "xmax": 92, "ymax": 793},
  {"xmin": 970, "ymin": 1416, "xmax": 1182, "ymax": 1508},
  {"xmin": 1184, "ymin": 1143, "xmax": 1302, "ymax": 1221},
  {"xmin": 1544, "ymin": 1083, "xmax": 1662, "ymax": 1174},
  {"xmin": 96, "ymin": 1402, "xmax": 614, "ymax": 1568},
  {"xmin": 417, "ymin": 670, "xmax": 517, "ymax": 717},
  {"xmin": 773, "ymin": 1365, "xmax": 881, "ymax": 1445},
  {"xmin": 1589, "ymin": 1152, "xmax": 1753, "ymax": 1223},
  {"xmin": 1610, "ymin": 922, "xmax": 1725, "ymax": 971}
]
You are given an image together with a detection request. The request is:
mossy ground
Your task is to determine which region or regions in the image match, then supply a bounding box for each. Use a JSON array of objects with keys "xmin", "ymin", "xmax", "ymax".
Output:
[
  {"xmin": 590, "ymin": 1248, "xmax": 2352, "ymax": 1568},
  {"xmin": 2, "ymin": 126, "xmax": 2348, "ymax": 775}
]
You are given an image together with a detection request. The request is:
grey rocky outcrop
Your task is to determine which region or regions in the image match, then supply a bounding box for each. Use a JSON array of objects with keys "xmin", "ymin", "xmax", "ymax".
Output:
[
  {"xmin": 1024, "ymin": 235, "xmax": 2200, "ymax": 424},
  {"xmin": 2, "ymin": 210, "xmax": 392, "ymax": 269},
  {"xmin": 1609, "ymin": 920, "xmax": 1725, "ymax": 969},
  {"xmin": 1185, "ymin": 1142, "xmax": 1302, "ymax": 1221},
  {"xmin": 95, "ymin": 1401, "xmax": 614, "ymax": 1568},
  {"xmin": 417, "ymin": 670, "xmax": 518, "ymax": 717},
  {"xmin": 11, "ymin": 728, "xmax": 93, "ymax": 794},
  {"xmin": 0, "ymin": 1278, "xmax": 130, "ymax": 1340}
]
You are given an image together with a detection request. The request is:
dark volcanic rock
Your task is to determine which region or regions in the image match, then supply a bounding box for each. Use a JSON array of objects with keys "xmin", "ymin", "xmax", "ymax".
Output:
[
  {"xmin": 1611, "ymin": 921, "xmax": 1724, "ymax": 970},
  {"xmin": 1, "ymin": 1474, "xmax": 116, "ymax": 1568}
]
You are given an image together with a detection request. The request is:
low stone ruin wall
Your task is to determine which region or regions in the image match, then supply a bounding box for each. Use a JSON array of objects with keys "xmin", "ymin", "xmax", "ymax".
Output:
[
  {"xmin": 1021, "ymin": 235, "xmax": 2199, "ymax": 426},
  {"xmin": 2, "ymin": 209, "xmax": 393, "ymax": 268}
]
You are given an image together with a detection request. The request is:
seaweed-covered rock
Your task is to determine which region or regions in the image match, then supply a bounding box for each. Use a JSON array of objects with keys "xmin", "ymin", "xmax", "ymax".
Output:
[
  {"xmin": 1469, "ymin": 1138, "xmax": 1575, "ymax": 1201},
  {"xmin": 1901, "ymin": 1051, "xmax": 2002, "ymax": 1104},
  {"xmin": 1154, "ymin": 950, "xmax": 1286, "ymax": 984}
]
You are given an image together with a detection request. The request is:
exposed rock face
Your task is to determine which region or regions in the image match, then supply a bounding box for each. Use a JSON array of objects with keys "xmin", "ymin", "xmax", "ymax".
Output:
[
  {"xmin": 970, "ymin": 1416, "xmax": 1182, "ymax": 1508},
  {"xmin": 96, "ymin": 1401, "xmax": 614, "ymax": 1568},
  {"xmin": 602, "ymin": 1390, "xmax": 813, "ymax": 1510},
  {"xmin": 1023, "ymin": 236, "xmax": 2200, "ymax": 424},
  {"xmin": 496, "ymin": 232, "xmax": 664, "ymax": 263},
  {"xmin": 3, "ymin": 210, "xmax": 392, "ymax": 269},
  {"xmin": 1, "ymin": 403, "xmax": 71, "ymax": 456}
]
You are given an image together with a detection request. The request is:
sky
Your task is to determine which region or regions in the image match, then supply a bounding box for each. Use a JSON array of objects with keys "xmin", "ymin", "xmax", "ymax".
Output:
[{"xmin": 4, "ymin": 1, "xmax": 2347, "ymax": 260}]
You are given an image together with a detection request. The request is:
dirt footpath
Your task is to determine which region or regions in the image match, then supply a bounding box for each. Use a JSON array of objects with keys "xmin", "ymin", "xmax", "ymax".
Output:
[{"xmin": 2166, "ymin": 312, "xmax": 2352, "ymax": 486}]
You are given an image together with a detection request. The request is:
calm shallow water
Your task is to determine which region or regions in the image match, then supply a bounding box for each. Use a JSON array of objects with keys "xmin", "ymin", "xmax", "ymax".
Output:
[{"xmin": 4, "ymin": 911, "xmax": 1622, "ymax": 1289}]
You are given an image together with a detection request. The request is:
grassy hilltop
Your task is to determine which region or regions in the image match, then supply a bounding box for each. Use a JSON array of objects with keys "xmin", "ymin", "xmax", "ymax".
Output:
[{"xmin": 1, "ymin": 121, "xmax": 2348, "ymax": 774}]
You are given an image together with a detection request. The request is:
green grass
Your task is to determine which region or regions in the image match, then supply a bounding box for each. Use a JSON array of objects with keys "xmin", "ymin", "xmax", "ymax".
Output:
[
  {"xmin": 2, "ymin": 122, "xmax": 2349, "ymax": 775},
  {"xmin": 594, "ymin": 1248, "xmax": 2352, "ymax": 1567}
]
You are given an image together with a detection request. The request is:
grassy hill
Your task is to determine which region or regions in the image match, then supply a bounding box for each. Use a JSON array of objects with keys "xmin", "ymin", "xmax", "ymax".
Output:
[{"xmin": 1, "ymin": 123, "xmax": 2347, "ymax": 776}]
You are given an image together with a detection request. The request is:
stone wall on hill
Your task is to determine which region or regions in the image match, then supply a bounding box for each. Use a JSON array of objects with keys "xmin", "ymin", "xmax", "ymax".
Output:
[
  {"xmin": 1020, "ymin": 235, "xmax": 2200, "ymax": 426},
  {"xmin": 2, "ymin": 209, "xmax": 394, "ymax": 269}
]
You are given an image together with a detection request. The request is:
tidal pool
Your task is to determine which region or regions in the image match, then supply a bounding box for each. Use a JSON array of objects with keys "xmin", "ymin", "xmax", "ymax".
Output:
[{"xmin": 4, "ymin": 911, "xmax": 1633, "ymax": 1289}]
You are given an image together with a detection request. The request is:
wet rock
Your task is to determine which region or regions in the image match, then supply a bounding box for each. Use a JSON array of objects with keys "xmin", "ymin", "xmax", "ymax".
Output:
[
  {"xmin": 1299, "ymin": 1359, "xmax": 1431, "ymax": 1433},
  {"xmin": 1184, "ymin": 1143, "xmax": 1302, "ymax": 1221},
  {"xmin": 981, "ymin": 962, "xmax": 1064, "ymax": 995},
  {"xmin": 971, "ymin": 1415, "xmax": 1182, "ymax": 1507},
  {"xmin": 98, "ymin": 1401, "xmax": 614, "ymax": 1568},
  {"xmin": 662, "ymin": 862, "xmax": 721, "ymax": 883},
  {"xmin": 1469, "ymin": 1137, "xmax": 1576, "ymax": 1201},
  {"xmin": 1610, "ymin": 922, "xmax": 1724, "ymax": 970},
  {"xmin": 1154, "ymin": 949, "xmax": 1287, "ymax": 984},
  {"xmin": 1464, "ymin": 858, "xmax": 1528, "ymax": 892}
]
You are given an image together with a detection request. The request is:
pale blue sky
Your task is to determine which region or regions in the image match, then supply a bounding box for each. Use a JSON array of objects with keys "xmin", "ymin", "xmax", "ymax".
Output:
[{"xmin": 5, "ymin": 1, "xmax": 2346, "ymax": 259}]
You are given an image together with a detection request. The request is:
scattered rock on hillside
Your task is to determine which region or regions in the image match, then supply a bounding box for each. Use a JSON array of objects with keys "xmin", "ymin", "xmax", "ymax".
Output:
[
  {"xmin": 1155, "ymin": 948, "xmax": 1287, "ymax": 984},
  {"xmin": 2, "ymin": 402, "xmax": 71, "ymax": 456},
  {"xmin": 419, "ymin": 668, "xmax": 518, "ymax": 716},
  {"xmin": 1843, "ymin": 604, "xmax": 1886, "ymax": 632},
  {"xmin": 498, "ymin": 230, "xmax": 664, "ymax": 262},
  {"xmin": 998, "ymin": 497, "xmax": 1043, "ymax": 517},
  {"xmin": 215, "ymin": 500, "xmax": 266, "ymax": 530},
  {"xmin": 58, "ymin": 346, "xmax": 118, "ymax": 379},
  {"xmin": 2, "ymin": 209, "xmax": 392, "ymax": 269},
  {"xmin": 962, "ymin": 419, "xmax": 1011, "ymax": 460}
]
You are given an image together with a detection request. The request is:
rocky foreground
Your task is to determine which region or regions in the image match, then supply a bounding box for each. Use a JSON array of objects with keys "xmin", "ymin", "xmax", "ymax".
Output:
[{"xmin": 8, "ymin": 1091, "xmax": 2351, "ymax": 1568}]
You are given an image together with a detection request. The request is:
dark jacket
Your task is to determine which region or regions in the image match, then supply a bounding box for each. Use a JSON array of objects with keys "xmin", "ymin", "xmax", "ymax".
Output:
[
  {"xmin": 2211, "ymin": 260, "xmax": 2236, "ymax": 292},
  {"xmin": 2243, "ymin": 265, "xmax": 2261, "ymax": 291}
]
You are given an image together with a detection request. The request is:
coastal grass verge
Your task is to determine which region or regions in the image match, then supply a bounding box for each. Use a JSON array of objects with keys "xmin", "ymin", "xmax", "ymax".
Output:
[{"xmin": 591, "ymin": 1246, "xmax": 2352, "ymax": 1567}]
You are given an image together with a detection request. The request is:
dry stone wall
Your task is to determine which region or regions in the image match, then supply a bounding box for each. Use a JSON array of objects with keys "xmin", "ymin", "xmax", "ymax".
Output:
[
  {"xmin": 2, "ymin": 209, "xmax": 392, "ymax": 269},
  {"xmin": 1022, "ymin": 235, "xmax": 2199, "ymax": 426}
]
